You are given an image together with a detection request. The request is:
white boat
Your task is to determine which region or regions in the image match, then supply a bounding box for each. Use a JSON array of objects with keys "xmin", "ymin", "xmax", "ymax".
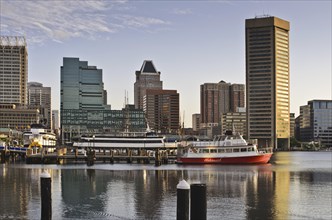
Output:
[
  {"xmin": 23, "ymin": 124, "xmax": 57, "ymax": 150},
  {"xmin": 176, "ymin": 130, "xmax": 273, "ymax": 164},
  {"xmin": 73, "ymin": 133, "xmax": 165, "ymax": 149}
]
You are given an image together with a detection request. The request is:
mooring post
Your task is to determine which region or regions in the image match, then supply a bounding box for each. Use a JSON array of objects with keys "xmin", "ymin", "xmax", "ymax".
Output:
[
  {"xmin": 155, "ymin": 149, "xmax": 161, "ymax": 166},
  {"xmin": 190, "ymin": 183, "xmax": 207, "ymax": 220},
  {"xmin": 40, "ymin": 170, "xmax": 52, "ymax": 220},
  {"xmin": 177, "ymin": 180, "xmax": 190, "ymax": 220}
]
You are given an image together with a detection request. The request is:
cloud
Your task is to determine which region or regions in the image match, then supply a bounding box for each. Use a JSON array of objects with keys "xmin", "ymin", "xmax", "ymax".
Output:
[
  {"xmin": 172, "ymin": 8, "xmax": 193, "ymax": 15},
  {"xmin": 0, "ymin": 0, "xmax": 170, "ymax": 44}
]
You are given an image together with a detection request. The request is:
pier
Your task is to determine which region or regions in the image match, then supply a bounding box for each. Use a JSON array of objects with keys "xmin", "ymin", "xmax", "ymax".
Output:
[{"xmin": 0, "ymin": 145, "xmax": 177, "ymax": 165}]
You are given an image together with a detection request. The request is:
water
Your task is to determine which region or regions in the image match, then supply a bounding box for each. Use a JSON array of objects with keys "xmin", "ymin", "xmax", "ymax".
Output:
[{"xmin": 0, "ymin": 152, "xmax": 331, "ymax": 220}]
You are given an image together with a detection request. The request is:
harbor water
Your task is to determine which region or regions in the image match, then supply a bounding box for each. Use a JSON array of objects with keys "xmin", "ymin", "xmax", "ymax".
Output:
[{"xmin": 0, "ymin": 152, "xmax": 331, "ymax": 219}]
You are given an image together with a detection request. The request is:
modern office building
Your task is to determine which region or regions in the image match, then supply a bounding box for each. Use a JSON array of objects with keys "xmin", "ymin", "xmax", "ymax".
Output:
[
  {"xmin": 298, "ymin": 100, "xmax": 332, "ymax": 147},
  {"xmin": 143, "ymin": 89, "xmax": 179, "ymax": 134},
  {"xmin": 0, "ymin": 36, "xmax": 28, "ymax": 105},
  {"xmin": 134, "ymin": 60, "xmax": 163, "ymax": 109},
  {"xmin": 246, "ymin": 16, "xmax": 290, "ymax": 149},
  {"xmin": 61, "ymin": 57, "xmax": 107, "ymax": 111},
  {"xmin": 200, "ymin": 81, "xmax": 244, "ymax": 126},
  {"xmin": 27, "ymin": 82, "xmax": 51, "ymax": 128},
  {"xmin": 60, "ymin": 58, "xmax": 146, "ymax": 142}
]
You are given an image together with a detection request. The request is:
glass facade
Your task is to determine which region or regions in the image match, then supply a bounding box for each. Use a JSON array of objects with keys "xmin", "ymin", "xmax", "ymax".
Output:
[
  {"xmin": 310, "ymin": 100, "xmax": 332, "ymax": 147},
  {"xmin": 60, "ymin": 58, "xmax": 146, "ymax": 142}
]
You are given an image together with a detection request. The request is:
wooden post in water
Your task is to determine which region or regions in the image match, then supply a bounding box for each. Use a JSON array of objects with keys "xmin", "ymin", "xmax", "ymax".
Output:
[
  {"xmin": 40, "ymin": 170, "xmax": 52, "ymax": 220},
  {"xmin": 177, "ymin": 180, "xmax": 190, "ymax": 220},
  {"xmin": 127, "ymin": 149, "xmax": 132, "ymax": 163},
  {"xmin": 190, "ymin": 183, "xmax": 207, "ymax": 220},
  {"xmin": 110, "ymin": 150, "xmax": 114, "ymax": 164},
  {"xmin": 86, "ymin": 150, "xmax": 95, "ymax": 166},
  {"xmin": 0, "ymin": 151, "xmax": 5, "ymax": 163},
  {"xmin": 155, "ymin": 149, "xmax": 161, "ymax": 166}
]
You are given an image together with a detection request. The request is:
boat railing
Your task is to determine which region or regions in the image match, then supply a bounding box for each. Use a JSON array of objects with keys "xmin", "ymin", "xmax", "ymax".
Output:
[{"xmin": 258, "ymin": 147, "xmax": 273, "ymax": 154}]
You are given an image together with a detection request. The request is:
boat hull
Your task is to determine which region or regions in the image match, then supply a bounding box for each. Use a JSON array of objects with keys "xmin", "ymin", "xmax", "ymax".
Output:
[{"xmin": 177, "ymin": 153, "xmax": 273, "ymax": 164}]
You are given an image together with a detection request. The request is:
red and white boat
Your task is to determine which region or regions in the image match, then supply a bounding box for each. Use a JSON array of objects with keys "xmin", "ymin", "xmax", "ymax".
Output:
[{"xmin": 176, "ymin": 131, "xmax": 273, "ymax": 164}]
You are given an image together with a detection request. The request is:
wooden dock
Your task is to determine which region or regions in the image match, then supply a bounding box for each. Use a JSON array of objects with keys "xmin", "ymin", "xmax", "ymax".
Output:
[{"xmin": 27, "ymin": 147, "xmax": 177, "ymax": 166}]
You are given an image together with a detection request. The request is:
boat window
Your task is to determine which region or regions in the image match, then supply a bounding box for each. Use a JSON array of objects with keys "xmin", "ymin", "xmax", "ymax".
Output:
[
  {"xmin": 248, "ymin": 147, "xmax": 253, "ymax": 152},
  {"xmin": 218, "ymin": 149, "xmax": 225, "ymax": 153},
  {"xmin": 233, "ymin": 148, "xmax": 240, "ymax": 152},
  {"xmin": 225, "ymin": 148, "xmax": 232, "ymax": 153},
  {"xmin": 202, "ymin": 149, "xmax": 209, "ymax": 153},
  {"xmin": 210, "ymin": 149, "xmax": 217, "ymax": 153},
  {"xmin": 241, "ymin": 148, "xmax": 247, "ymax": 152}
]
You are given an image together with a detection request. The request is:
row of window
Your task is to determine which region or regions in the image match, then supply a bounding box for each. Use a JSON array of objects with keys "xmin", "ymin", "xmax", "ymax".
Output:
[{"xmin": 196, "ymin": 147, "xmax": 255, "ymax": 154}]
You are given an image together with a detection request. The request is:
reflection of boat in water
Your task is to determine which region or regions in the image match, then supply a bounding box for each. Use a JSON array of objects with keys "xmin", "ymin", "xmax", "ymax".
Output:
[
  {"xmin": 23, "ymin": 124, "xmax": 57, "ymax": 151},
  {"xmin": 176, "ymin": 130, "xmax": 273, "ymax": 164}
]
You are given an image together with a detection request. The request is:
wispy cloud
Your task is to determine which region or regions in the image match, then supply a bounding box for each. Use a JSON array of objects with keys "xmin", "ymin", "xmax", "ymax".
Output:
[
  {"xmin": 172, "ymin": 8, "xmax": 193, "ymax": 15},
  {"xmin": 0, "ymin": 0, "xmax": 170, "ymax": 44}
]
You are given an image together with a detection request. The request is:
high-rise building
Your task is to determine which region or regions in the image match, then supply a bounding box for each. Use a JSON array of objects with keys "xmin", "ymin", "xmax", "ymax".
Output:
[
  {"xmin": 0, "ymin": 36, "xmax": 28, "ymax": 105},
  {"xmin": 61, "ymin": 57, "xmax": 107, "ymax": 111},
  {"xmin": 60, "ymin": 58, "xmax": 146, "ymax": 142},
  {"xmin": 290, "ymin": 113, "xmax": 295, "ymax": 138},
  {"xmin": 246, "ymin": 16, "xmax": 290, "ymax": 149},
  {"xmin": 230, "ymin": 84, "xmax": 245, "ymax": 112},
  {"xmin": 143, "ymin": 89, "xmax": 179, "ymax": 134},
  {"xmin": 200, "ymin": 81, "xmax": 244, "ymax": 127},
  {"xmin": 298, "ymin": 100, "xmax": 332, "ymax": 147},
  {"xmin": 134, "ymin": 60, "xmax": 163, "ymax": 109},
  {"xmin": 28, "ymin": 82, "xmax": 51, "ymax": 128}
]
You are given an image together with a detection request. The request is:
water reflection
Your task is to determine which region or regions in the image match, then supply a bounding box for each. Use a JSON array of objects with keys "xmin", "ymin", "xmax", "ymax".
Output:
[{"xmin": 0, "ymin": 152, "xmax": 331, "ymax": 219}]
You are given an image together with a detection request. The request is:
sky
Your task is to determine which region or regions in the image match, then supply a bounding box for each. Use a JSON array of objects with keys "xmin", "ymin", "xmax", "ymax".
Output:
[{"xmin": 1, "ymin": 0, "xmax": 331, "ymax": 127}]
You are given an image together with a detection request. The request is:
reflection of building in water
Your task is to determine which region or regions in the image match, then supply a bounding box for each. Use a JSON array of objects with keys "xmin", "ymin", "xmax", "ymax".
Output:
[
  {"xmin": 274, "ymin": 171, "xmax": 290, "ymax": 220},
  {"xmin": 245, "ymin": 169, "xmax": 276, "ymax": 219}
]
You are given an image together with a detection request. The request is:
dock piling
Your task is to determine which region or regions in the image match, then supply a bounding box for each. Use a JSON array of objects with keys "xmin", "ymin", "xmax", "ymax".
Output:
[
  {"xmin": 177, "ymin": 180, "xmax": 190, "ymax": 220},
  {"xmin": 190, "ymin": 183, "xmax": 207, "ymax": 220},
  {"xmin": 40, "ymin": 170, "xmax": 52, "ymax": 220}
]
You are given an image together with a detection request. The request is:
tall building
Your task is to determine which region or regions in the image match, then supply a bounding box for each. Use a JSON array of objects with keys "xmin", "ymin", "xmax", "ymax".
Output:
[
  {"xmin": 298, "ymin": 100, "xmax": 332, "ymax": 147},
  {"xmin": 61, "ymin": 57, "xmax": 107, "ymax": 111},
  {"xmin": 134, "ymin": 60, "xmax": 163, "ymax": 109},
  {"xmin": 143, "ymin": 89, "xmax": 179, "ymax": 134},
  {"xmin": 60, "ymin": 58, "xmax": 146, "ymax": 142},
  {"xmin": 230, "ymin": 84, "xmax": 245, "ymax": 112},
  {"xmin": 28, "ymin": 82, "xmax": 51, "ymax": 128},
  {"xmin": 0, "ymin": 36, "xmax": 28, "ymax": 105},
  {"xmin": 200, "ymin": 81, "xmax": 244, "ymax": 126},
  {"xmin": 246, "ymin": 16, "xmax": 290, "ymax": 149},
  {"xmin": 290, "ymin": 113, "xmax": 295, "ymax": 138}
]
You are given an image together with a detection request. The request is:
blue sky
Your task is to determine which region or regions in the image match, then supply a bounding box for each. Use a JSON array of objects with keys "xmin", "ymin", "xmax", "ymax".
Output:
[{"xmin": 1, "ymin": 0, "xmax": 331, "ymax": 127}]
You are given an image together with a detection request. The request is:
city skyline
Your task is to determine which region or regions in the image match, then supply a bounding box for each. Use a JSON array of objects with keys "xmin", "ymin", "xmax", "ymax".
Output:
[{"xmin": 1, "ymin": 1, "xmax": 331, "ymax": 126}]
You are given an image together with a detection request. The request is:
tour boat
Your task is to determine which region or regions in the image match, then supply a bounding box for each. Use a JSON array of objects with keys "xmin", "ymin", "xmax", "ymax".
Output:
[
  {"xmin": 176, "ymin": 131, "xmax": 273, "ymax": 164},
  {"xmin": 72, "ymin": 132, "xmax": 165, "ymax": 149}
]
